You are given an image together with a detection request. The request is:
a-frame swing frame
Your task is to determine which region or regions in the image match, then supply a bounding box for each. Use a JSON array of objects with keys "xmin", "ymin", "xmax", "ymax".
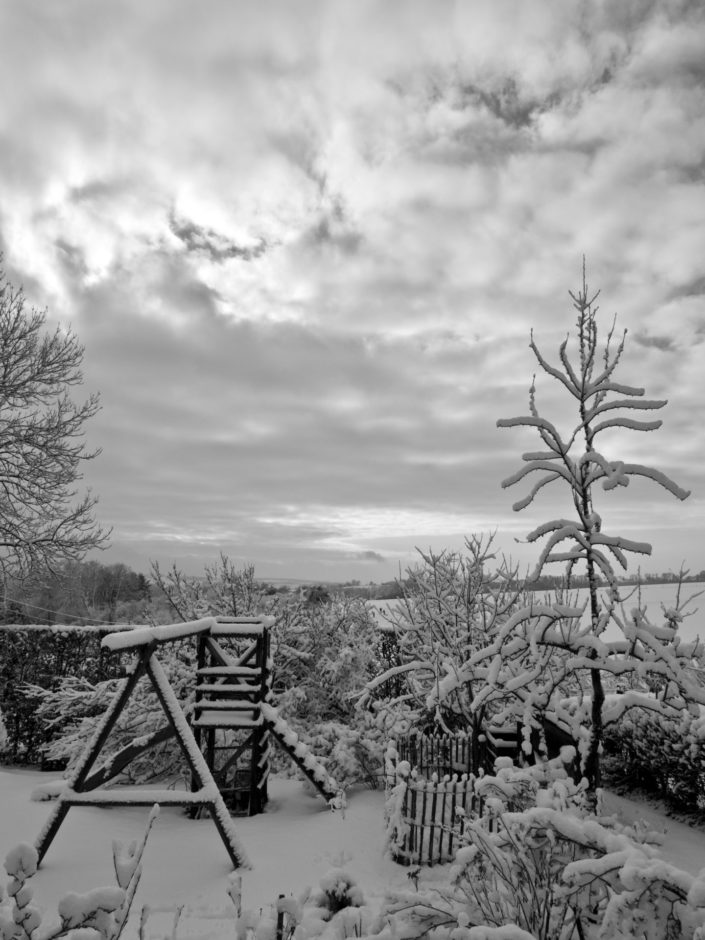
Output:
[{"xmin": 35, "ymin": 632, "xmax": 248, "ymax": 870}]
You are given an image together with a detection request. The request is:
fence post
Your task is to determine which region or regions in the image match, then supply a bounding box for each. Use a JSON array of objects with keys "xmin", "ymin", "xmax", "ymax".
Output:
[{"xmin": 276, "ymin": 894, "xmax": 286, "ymax": 940}]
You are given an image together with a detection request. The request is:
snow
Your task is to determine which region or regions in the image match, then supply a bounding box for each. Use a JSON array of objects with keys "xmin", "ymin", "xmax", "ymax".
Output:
[
  {"xmin": 600, "ymin": 790, "xmax": 705, "ymax": 880},
  {"xmin": 211, "ymin": 619, "xmax": 275, "ymax": 636},
  {"xmin": 102, "ymin": 618, "xmax": 216, "ymax": 651},
  {"xmin": 0, "ymin": 768, "xmax": 407, "ymax": 937},
  {"xmin": 2, "ymin": 764, "xmax": 704, "ymax": 939}
]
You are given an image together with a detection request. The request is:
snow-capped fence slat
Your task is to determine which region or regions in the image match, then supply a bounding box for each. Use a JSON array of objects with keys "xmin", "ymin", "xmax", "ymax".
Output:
[{"xmin": 397, "ymin": 728, "xmax": 519, "ymax": 778}]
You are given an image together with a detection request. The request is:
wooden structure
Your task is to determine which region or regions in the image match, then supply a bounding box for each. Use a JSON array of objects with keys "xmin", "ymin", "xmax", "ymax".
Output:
[
  {"xmin": 34, "ymin": 616, "xmax": 340, "ymax": 870},
  {"xmin": 192, "ymin": 618, "xmax": 273, "ymax": 815},
  {"xmin": 389, "ymin": 772, "xmax": 483, "ymax": 867},
  {"xmin": 396, "ymin": 727, "xmax": 520, "ymax": 779}
]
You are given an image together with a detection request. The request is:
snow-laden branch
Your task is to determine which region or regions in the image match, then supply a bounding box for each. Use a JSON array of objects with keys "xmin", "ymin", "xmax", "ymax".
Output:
[
  {"xmin": 592, "ymin": 416, "xmax": 662, "ymax": 435},
  {"xmin": 521, "ymin": 450, "xmax": 563, "ymax": 462},
  {"xmin": 586, "ymin": 379, "xmax": 645, "ymax": 398},
  {"xmin": 584, "ymin": 397, "xmax": 667, "ymax": 423},
  {"xmin": 496, "ymin": 416, "xmax": 568, "ymax": 455},
  {"xmin": 500, "ymin": 459, "xmax": 575, "ymax": 491},
  {"xmin": 529, "ymin": 334, "xmax": 580, "ymax": 398},
  {"xmin": 510, "ymin": 472, "xmax": 564, "ymax": 511}
]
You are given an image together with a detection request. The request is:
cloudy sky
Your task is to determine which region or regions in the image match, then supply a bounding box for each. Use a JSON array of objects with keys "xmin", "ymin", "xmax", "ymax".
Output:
[{"xmin": 1, "ymin": 0, "xmax": 703, "ymax": 582}]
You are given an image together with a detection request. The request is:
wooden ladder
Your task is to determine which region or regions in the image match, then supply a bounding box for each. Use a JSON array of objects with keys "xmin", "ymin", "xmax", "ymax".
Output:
[{"xmin": 192, "ymin": 618, "xmax": 273, "ymax": 815}]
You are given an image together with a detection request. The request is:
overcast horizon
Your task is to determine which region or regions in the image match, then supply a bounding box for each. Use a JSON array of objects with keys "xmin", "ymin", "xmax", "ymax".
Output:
[{"xmin": 1, "ymin": 1, "xmax": 703, "ymax": 583}]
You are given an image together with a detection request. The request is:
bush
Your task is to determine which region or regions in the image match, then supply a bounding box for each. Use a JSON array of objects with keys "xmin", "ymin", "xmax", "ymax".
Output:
[
  {"xmin": 0, "ymin": 625, "xmax": 125, "ymax": 764},
  {"xmin": 384, "ymin": 753, "xmax": 705, "ymax": 939},
  {"xmin": 604, "ymin": 709, "xmax": 705, "ymax": 814}
]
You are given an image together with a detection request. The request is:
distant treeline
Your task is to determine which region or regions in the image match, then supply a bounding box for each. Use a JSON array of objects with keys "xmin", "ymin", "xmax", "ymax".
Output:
[
  {"xmin": 3, "ymin": 560, "xmax": 702, "ymax": 625},
  {"xmin": 338, "ymin": 570, "xmax": 705, "ymax": 601}
]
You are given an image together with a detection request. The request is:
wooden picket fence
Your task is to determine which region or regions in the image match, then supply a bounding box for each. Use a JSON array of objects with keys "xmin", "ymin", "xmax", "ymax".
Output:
[
  {"xmin": 397, "ymin": 727, "xmax": 519, "ymax": 778},
  {"xmin": 389, "ymin": 771, "xmax": 483, "ymax": 867},
  {"xmin": 389, "ymin": 729, "xmax": 520, "ymax": 867}
]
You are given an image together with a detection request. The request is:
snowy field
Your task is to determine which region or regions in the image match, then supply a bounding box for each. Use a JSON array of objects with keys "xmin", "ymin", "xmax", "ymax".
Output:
[
  {"xmin": 1, "ymin": 766, "xmax": 704, "ymax": 938},
  {"xmin": 370, "ymin": 581, "xmax": 705, "ymax": 645}
]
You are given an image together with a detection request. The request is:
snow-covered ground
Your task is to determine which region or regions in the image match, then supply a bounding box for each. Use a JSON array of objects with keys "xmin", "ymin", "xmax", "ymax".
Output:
[
  {"xmin": 0, "ymin": 768, "xmax": 407, "ymax": 937},
  {"xmin": 1, "ymin": 767, "xmax": 703, "ymax": 938}
]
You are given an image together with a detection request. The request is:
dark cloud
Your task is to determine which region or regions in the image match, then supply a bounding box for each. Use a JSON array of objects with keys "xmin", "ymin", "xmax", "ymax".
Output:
[
  {"xmin": 169, "ymin": 215, "xmax": 268, "ymax": 262},
  {"xmin": 632, "ymin": 331, "xmax": 677, "ymax": 352},
  {"xmin": 351, "ymin": 551, "xmax": 385, "ymax": 563}
]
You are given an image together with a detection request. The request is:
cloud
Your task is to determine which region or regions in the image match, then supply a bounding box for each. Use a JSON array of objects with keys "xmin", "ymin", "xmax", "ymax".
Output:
[
  {"xmin": 632, "ymin": 332, "xmax": 677, "ymax": 352},
  {"xmin": 0, "ymin": 0, "xmax": 703, "ymax": 579}
]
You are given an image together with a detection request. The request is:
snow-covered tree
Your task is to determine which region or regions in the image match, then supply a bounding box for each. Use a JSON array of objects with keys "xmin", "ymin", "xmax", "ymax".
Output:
[
  {"xmin": 150, "ymin": 555, "xmax": 267, "ymax": 623},
  {"xmin": 493, "ymin": 264, "xmax": 703, "ymax": 788},
  {"xmin": 32, "ymin": 560, "xmax": 383, "ymax": 787},
  {"xmin": 359, "ymin": 534, "xmax": 530, "ymax": 772}
]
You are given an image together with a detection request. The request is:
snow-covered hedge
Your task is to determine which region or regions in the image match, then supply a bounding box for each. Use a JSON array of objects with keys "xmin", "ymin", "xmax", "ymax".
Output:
[
  {"xmin": 604, "ymin": 708, "xmax": 705, "ymax": 813},
  {"xmin": 0, "ymin": 625, "xmax": 127, "ymax": 764}
]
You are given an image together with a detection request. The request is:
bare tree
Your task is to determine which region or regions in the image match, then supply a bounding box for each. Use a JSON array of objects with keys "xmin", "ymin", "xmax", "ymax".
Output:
[{"xmin": 0, "ymin": 270, "xmax": 109, "ymax": 578}]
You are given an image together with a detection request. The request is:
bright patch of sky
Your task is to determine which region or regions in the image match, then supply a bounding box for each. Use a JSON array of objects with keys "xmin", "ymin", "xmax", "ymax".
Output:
[{"xmin": 0, "ymin": 0, "xmax": 703, "ymax": 581}]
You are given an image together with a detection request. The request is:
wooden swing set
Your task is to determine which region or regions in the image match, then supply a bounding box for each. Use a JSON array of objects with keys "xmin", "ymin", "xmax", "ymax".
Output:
[{"xmin": 34, "ymin": 616, "xmax": 340, "ymax": 870}]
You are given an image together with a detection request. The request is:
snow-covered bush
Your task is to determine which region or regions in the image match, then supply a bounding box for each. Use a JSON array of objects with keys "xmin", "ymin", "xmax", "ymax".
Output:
[
  {"xmin": 150, "ymin": 555, "xmax": 268, "ymax": 623},
  {"xmin": 360, "ymin": 535, "xmax": 529, "ymax": 774},
  {"xmin": 151, "ymin": 555, "xmax": 381, "ymax": 727},
  {"xmin": 249, "ymin": 872, "xmax": 376, "ymax": 940},
  {"xmin": 0, "ymin": 806, "xmax": 156, "ymax": 940},
  {"xmin": 28, "ymin": 561, "xmax": 382, "ymax": 790},
  {"xmin": 384, "ymin": 753, "xmax": 705, "ymax": 939},
  {"xmin": 604, "ymin": 707, "xmax": 705, "ymax": 812},
  {"xmin": 312, "ymin": 869, "xmax": 365, "ymax": 916},
  {"xmin": 299, "ymin": 719, "xmax": 386, "ymax": 790},
  {"xmin": 27, "ymin": 639, "xmax": 197, "ymax": 786}
]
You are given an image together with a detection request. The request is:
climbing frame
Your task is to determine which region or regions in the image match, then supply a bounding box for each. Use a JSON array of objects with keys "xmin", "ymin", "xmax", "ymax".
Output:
[
  {"xmin": 34, "ymin": 615, "xmax": 340, "ymax": 870},
  {"xmin": 192, "ymin": 618, "xmax": 274, "ymax": 815},
  {"xmin": 35, "ymin": 618, "xmax": 249, "ymax": 870}
]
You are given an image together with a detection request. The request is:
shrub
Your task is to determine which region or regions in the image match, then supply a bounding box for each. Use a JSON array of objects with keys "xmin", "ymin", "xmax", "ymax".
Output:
[
  {"xmin": 0, "ymin": 625, "xmax": 124, "ymax": 764},
  {"xmin": 604, "ymin": 708, "xmax": 705, "ymax": 814},
  {"xmin": 384, "ymin": 754, "xmax": 705, "ymax": 939},
  {"xmin": 0, "ymin": 807, "xmax": 156, "ymax": 940}
]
